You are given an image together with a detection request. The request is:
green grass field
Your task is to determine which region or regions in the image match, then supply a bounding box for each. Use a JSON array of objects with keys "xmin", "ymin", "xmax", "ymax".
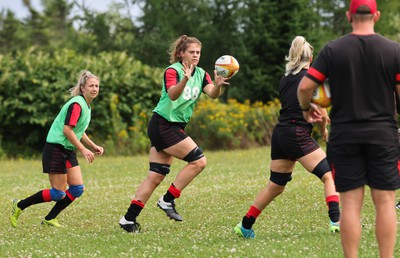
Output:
[{"xmin": 1, "ymin": 147, "xmax": 399, "ymax": 257}]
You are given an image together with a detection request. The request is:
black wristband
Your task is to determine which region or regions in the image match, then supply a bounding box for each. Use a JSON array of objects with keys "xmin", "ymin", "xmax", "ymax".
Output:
[{"xmin": 301, "ymin": 105, "xmax": 311, "ymax": 111}]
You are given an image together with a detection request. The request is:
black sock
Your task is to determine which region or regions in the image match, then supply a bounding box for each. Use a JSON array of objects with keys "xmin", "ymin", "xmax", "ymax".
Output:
[
  {"xmin": 242, "ymin": 215, "xmax": 256, "ymax": 230},
  {"xmin": 125, "ymin": 203, "xmax": 143, "ymax": 222},
  {"xmin": 328, "ymin": 202, "xmax": 340, "ymax": 222},
  {"xmin": 163, "ymin": 191, "xmax": 175, "ymax": 203},
  {"xmin": 18, "ymin": 190, "xmax": 47, "ymax": 210},
  {"xmin": 45, "ymin": 195, "xmax": 74, "ymax": 220}
]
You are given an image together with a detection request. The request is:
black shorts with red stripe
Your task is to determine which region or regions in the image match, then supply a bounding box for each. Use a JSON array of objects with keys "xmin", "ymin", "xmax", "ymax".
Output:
[
  {"xmin": 327, "ymin": 143, "xmax": 400, "ymax": 192},
  {"xmin": 42, "ymin": 143, "xmax": 79, "ymax": 174},
  {"xmin": 147, "ymin": 113, "xmax": 188, "ymax": 152},
  {"xmin": 270, "ymin": 122, "xmax": 319, "ymax": 161}
]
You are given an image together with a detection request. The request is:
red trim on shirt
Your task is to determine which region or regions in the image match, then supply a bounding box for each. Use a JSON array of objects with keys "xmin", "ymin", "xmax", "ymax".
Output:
[
  {"xmin": 68, "ymin": 103, "xmax": 82, "ymax": 127},
  {"xmin": 307, "ymin": 67, "xmax": 327, "ymax": 82},
  {"xmin": 165, "ymin": 68, "xmax": 179, "ymax": 91},
  {"xmin": 165, "ymin": 67, "xmax": 211, "ymax": 92},
  {"xmin": 204, "ymin": 72, "xmax": 213, "ymax": 85},
  {"xmin": 396, "ymin": 73, "xmax": 400, "ymax": 83}
]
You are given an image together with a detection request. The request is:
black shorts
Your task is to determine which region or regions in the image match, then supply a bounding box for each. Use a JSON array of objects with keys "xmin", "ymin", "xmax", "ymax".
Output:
[
  {"xmin": 327, "ymin": 143, "xmax": 400, "ymax": 192},
  {"xmin": 42, "ymin": 143, "xmax": 79, "ymax": 174},
  {"xmin": 270, "ymin": 123, "xmax": 319, "ymax": 161},
  {"xmin": 147, "ymin": 113, "xmax": 188, "ymax": 152}
]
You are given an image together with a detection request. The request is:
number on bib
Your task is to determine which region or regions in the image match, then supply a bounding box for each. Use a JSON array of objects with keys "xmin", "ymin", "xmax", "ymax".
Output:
[{"xmin": 182, "ymin": 86, "xmax": 200, "ymax": 100}]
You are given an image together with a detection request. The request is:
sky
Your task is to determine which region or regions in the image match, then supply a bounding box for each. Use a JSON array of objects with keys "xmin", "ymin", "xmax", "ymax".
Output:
[{"xmin": 0, "ymin": 0, "xmax": 140, "ymax": 19}]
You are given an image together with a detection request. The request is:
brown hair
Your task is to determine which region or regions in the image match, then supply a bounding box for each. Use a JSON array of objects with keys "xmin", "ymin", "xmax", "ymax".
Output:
[{"xmin": 168, "ymin": 35, "xmax": 202, "ymax": 64}]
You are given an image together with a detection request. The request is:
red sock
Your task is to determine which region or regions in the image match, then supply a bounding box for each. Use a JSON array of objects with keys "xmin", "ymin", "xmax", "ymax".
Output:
[
  {"xmin": 131, "ymin": 199, "xmax": 144, "ymax": 208},
  {"xmin": 326, "ymin": 195, "xmax": 339, "ymax": 206},
  {"xmin": 42, "ymin": 189, "xmax": 52, "ymax": 202},
  {"xmin": 66, "ymin": 190, "xmax": 76, "ymax": 201},
  {"xmin": 168, "ymin": 184, "xmax": 181, "ymax": 198},
  {"xmin": 246, "ymin": 205, "xmax": 261, "ymax": 219},
  {"xmin": 326, "ymin": 195, "xmax": 340, "ymax": 222}
]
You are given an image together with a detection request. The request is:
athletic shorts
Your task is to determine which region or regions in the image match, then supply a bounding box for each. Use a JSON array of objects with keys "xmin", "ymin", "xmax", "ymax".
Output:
[
  {"xmin": 42, "ymin": 143, "xmax": 79, "ymax": 174},
  {"xmin": 270, "ymin": 123, "xmax": 319, "ymax": 161},
  {"xmin": 327, "ymin": 143, "xmax": 400, "ymax": 192},
  {"xmin": 147, "ymin": 113, "xmax": 188, "ymax": 152}
]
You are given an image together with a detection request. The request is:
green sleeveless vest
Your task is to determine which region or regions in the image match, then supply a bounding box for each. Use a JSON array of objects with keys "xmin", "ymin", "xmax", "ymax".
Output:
[
  {"xmin": 46, "ymin": 95, "xmax": 91, "ymax": 150},
  {"xmin": 153, "ymin": 62, "xmax": 206, "ymax": 123}
]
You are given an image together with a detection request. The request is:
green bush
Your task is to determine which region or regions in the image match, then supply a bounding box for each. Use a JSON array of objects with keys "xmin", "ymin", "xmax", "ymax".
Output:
[
  {"xmin": 187, "ymin": 98, "xmax": 281, "ymax": 150},
  {"xmin": 0, "ymin": 47, "xmax": 291, "ymax": 156},
  {"xmin": 0, "ymin": 48, "xmax": 161, "ymax": 157}
]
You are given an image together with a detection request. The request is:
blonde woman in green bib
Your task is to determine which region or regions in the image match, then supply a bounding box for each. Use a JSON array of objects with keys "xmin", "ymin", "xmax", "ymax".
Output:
[{"xmin": 10, "ymin": 70, "xmax": 104, "ymax": 228}]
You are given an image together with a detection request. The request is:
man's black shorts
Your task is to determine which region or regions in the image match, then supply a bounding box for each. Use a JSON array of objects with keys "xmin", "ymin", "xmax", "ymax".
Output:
[
  {"xmin": 42, "ymin": 143, "xmax": 79, "ymax": 174},
  {"xmin": 327, "ymin": 143, "xmax": 400, "ymax": 192},
  {"xmin": 147, "ymin": 113, "xmax": 188, "ymax": 152}
]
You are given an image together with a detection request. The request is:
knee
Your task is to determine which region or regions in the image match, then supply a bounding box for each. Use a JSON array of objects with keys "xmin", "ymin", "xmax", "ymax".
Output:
[
  {"xmin": 150, "ymin": 174, "xmax": 165, "ymax": 187},
  {"xmin": 147, "ymin": 169, "xmax": 166, "ymax": 187},
  {"xmin": 194, "ymin": 156, "xmax": 207, "ymax": 171},
  {"xmin": 184, "ymin": 147, "xmax": 206, "ymax": 171},
  {"xmin": 321, "ymin": 172, "xmax": 334, "ymax": 184},
  {"xmin": 270, "ymin": 171, "xmax": 292, "ymax": 186},
  {"xmin": 149, "ymin": 162, "xmax": 171, "ymax": 176},
  {"xmin": 312, "ymin": 158, "xmax": 331, "ymax": 180},
  {"xmin": 68, "ymin": 184, "xmax": 85, "ymax": 198},
  {"xmin": 50, "ymin": 188, "xmax": 66, "ymax": 201},
  {"xmin": 269, "ymin": 181, "xmax": 286, "ymax": 195},
  {"xmin": 183, "ymin": 147, "xmax": 205, "ymax": 164}
]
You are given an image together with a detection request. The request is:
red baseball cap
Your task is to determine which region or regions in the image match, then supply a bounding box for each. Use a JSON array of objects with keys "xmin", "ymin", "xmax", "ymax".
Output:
[{"xmin": 349, "ymin": 0, "xmax": 377, "ymax": 14}]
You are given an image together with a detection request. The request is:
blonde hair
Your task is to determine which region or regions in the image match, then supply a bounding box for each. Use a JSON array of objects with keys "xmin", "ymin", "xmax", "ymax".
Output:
[
  {"xmin": 168, "ymin": 35, "xmax": 202, "ymax": 64},
  {"xmin": 69, "ymin": 70, "xmax": 100, "ymax": 96},
  {"xmin": 285, "ymin": 36, "xmax": 313, "ymax": 76}
]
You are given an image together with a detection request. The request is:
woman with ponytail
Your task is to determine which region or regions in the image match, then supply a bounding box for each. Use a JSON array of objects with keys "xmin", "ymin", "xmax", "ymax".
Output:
[
  {"xmin": 234, "ymin": 36, "xmax": 340, "ymax": 238},
  {"xmin": 119, "ymin": 35, "xmax": 229, "ymax": 233},
  {"xmin": 10, "ymin": 70, "xmax": 104, "ymax": 228}
]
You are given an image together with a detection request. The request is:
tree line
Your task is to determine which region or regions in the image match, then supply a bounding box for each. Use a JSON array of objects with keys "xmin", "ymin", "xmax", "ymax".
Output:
[
  {"xmin": 1, "ymin": 0, "xmax": 397, "ymax": 103},
  {"xmin": 0, "ymin": 0, "xmax": 399, "ymax": 157}
]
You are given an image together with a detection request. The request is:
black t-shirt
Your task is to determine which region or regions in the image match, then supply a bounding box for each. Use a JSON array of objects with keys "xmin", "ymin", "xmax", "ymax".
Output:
[
  {"xmin": 278, "ymin": 69, "xmax": 311, "ymax": 129},
  {"xmin": 306, "ymin": 33, "xmax": 400, "ymax": 146}
]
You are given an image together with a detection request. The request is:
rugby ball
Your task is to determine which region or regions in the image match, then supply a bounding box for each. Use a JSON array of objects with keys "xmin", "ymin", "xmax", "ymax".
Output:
[
  {"xmin": 312, "ymin": 80, "xmax": 331, "ymax": 108},
  {"xmin": 215, "ymin": 55, "xmax": 239, "ymax": 78}
]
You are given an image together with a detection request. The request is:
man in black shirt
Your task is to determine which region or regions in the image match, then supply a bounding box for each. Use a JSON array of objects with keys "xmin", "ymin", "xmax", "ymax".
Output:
[{"xmin": 298, "ymin": 0, "xmax": 400, "ymax": 257}]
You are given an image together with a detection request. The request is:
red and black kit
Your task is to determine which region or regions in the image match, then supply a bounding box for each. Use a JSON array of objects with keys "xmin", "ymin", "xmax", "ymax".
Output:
[
  {"xmin": 42, "ymin": 103, "xmax": 81, "ymax": 174},
  {"xmin": 306, "ymin": 33, "xmax": 400, "ymax": 192},
  {"xmin": 271, "ymin": 69, "xmax": 319, "ymax": 160}
]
